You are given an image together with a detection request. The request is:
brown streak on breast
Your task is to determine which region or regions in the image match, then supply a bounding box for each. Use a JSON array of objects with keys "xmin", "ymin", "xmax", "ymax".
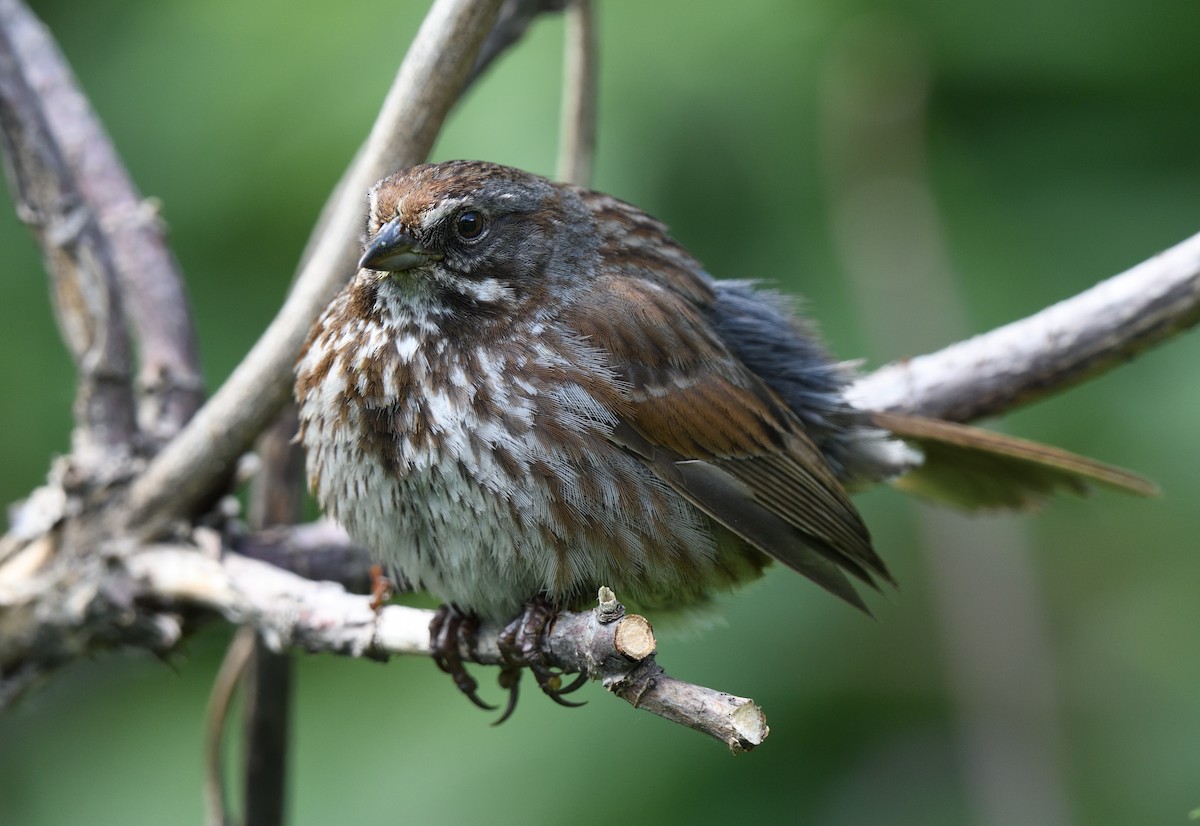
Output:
[{"xmin": 295, "ymin": 345, "xmax": 336, "ymax": 403}]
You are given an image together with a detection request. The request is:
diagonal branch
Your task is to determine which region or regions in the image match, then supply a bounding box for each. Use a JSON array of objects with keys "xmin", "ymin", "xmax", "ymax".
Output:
[
  {"xmin": 295, "ymin": 1, "xmax": 567, "ymax": 274},
  {"xmin": 848, "ymin": 230, "xmax": 1200, "ymax": 421},
  {"xmin": 123, "ymin": 0, "xmax": 506, "ymax": 537},
  {"xmin": 2, "ymin": 0, "xmax": 202, "ymax": 444},
  {"xmin": 0, "ymin": 2, "xmax": 136, "ymax": 461}
]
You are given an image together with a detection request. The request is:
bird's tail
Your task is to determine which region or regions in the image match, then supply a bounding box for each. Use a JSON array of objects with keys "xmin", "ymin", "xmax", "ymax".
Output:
[{"xmin": 869, "ymin": 410, "xmax": 1160, "ymax": 510}]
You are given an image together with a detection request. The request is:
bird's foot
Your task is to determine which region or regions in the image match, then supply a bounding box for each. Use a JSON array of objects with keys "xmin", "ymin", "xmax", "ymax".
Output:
[
  {"xmin": 493, "ymin": 597, "xmax": 588, "ymax": 725},
  {"xmin": 429, "ymin": 605, "xmax": 496, "ymax": 712}
]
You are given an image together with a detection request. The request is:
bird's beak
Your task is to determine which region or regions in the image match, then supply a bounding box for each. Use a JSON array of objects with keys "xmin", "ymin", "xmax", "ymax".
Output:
[{"xmin": 358, "ymin": 218, "xmax": 442, "ymax": 273}]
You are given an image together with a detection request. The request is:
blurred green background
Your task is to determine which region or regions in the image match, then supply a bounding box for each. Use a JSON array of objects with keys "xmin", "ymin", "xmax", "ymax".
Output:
[{"xmin": 2, "ymin": 1, "xmax": 1199, "ymax": 824}]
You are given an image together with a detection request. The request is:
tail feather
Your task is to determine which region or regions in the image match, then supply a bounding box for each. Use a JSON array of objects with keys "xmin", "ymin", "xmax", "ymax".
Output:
[{"xmin": 870, "ymin": 410, "xmax": 1160, "ymax": 510}]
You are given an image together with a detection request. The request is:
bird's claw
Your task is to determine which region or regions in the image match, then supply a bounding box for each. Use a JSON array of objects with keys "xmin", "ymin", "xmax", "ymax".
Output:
[
  {"xmin": 429, "ymin": 606, "xmax": 496, "ymax": 711},
  {"xmin": 494, "ymin": 598, "xmax": 588, "ymax": 724},
  {"xmin": 430, "ymin": 599, "xmax": 588, "ymax": 723}
]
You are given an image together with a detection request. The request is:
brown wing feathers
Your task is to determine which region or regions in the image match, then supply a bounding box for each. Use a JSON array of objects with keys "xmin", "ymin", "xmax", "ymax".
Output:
[{"xmin": 573, "ymin": 275, "xmax": 889, "ymax": 611}]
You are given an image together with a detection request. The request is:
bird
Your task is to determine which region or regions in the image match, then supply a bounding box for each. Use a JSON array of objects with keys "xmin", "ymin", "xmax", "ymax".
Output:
[{"xmin": 294, "ymin": 159, "xmax": 1155, "ymax": 716}]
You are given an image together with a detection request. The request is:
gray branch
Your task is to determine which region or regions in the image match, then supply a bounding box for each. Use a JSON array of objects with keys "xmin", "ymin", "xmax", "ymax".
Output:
[
  {"xmin": 134, "ymin": 552, "xmax": 769, "ymax": 753},
  {"xmin": 469, "ymin": 0, "xmax": 569, "ymax": 87},
  {"xmin": 2, "ymin": 0, "xmax": 202, "ymax": 443},
  {"xmin": 849, "ymin": 230, "xmax": 1200, "ymax": 421},
  {"xmin": 233, "ymin": 406, "xmax": 305, "ymax": 826},
  {"xmin": 0, "ymin": 1, "xmax": 136, "ymax": 462}
]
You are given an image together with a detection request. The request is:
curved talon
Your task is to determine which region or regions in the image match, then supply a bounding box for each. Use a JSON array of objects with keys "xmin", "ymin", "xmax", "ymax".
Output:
[
  {"xmin": 493, "ymin": 598, "xmax": 591, "ymax": 716},
  {"xmin": 547, "ymin": 694, "xmax": 587, "ymax": 709},
  {"xmin": 528, "ymin": 660, "xmax": 588, "ymax": 708},
  {"xmin": 453, "ymin": 672, "xmax": 496, "ymax": 712},
  {"xmin": 431, "ymin": 600, "xmax": 591, "ymax": 720},
  {"xmin": 492, "ymin": 666, "xmax": 521, "ymax": 726},
  {"xmin": 557, "ymin": 671, "xmax": 589, "ymax": 696},
  {"xmin": 542, "ymin": 686, "xmax": 587, "ymax": 709},
  {"xmin": 429, "ymin": 606, "xmax": 496, "ymax": 711}
]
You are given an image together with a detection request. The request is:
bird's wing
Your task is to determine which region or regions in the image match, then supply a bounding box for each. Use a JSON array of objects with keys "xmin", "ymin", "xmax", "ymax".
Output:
[{"xmin": 565, "ymin": 272, "xmax": 889, "ymax": 612}]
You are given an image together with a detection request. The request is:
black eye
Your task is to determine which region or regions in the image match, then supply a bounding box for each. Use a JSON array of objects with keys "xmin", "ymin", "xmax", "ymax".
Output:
[{"xmin": 454, "ymin": 209, "xmax": 487, "ymax": 241}]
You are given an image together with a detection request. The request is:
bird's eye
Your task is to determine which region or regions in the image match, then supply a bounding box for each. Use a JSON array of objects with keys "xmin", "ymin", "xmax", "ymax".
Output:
[{"xmin": 454, "ymin": 209, "xmax": 487, "ymax": 241}]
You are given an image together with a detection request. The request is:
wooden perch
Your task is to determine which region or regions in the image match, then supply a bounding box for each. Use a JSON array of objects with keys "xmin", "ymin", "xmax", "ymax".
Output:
[{"xmin": 129, "ymin": 548, "xmax": 768, "ymax": 752}]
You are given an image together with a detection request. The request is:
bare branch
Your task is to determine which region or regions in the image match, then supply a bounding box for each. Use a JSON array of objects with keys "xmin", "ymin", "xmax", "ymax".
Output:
[
  {"xmin": 240, "ymin": 639, "xmax": 292, "ymax": 826},
  {"xmin": 469, "ymin": 0, "xmax": 569, "ymax": 87},
  {"xmin": 295, "ymin": 0, "xmax": 568, "ymax": 274},
  {"xmin": 126, "ymin": 550, "xmax": 768, "ymax": 753},
  {"xmin": 3, "ymin": 0, "xmax": 202, "ymax": 442},
  {"xmin": 849, "ymin": 230, "xmax": 1200, "ymax": 421},
  {"xmin": 605, "ymin": 666, "xmax": 769, "ymax": 754},
  {"xmin": 123, "ymin": 0, "xmax": 506, "ymax": 537},
  {"xmin": 231, "ymin": 520, "xmax": 376, "ymax": 594},
  {"xmin": 556, "ymin": 0, "xmax": 597, "ymax": 187},
  {"xmin": 0, "ymin": 2, "xmax": 136, "ymax": 460}
]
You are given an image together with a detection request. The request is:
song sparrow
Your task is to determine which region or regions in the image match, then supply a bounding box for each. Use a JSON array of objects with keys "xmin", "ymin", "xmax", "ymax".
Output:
[{"xmin": 295, "ymin": 160, "xmax": 1153, "ymax": 711}]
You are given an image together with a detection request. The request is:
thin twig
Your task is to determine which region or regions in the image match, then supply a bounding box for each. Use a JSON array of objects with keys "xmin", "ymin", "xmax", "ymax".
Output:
[
  {"xmin": 123, "ymin": 0, "xmax": 506, "ymax": 538},
  {"xmin": 848, "ymin": 230, "xmax": 1200, "ymax": 421},
  {"xmin": 556, "ymin": 0, "xmax": 597, "ymax": 187},
  {"xmin": 204, "ymin": 626, "xmax": 256, "ymax": 826},
  {"xmin": 0, "ymin": 3, "xmax": 136, "ymax": 460},
  {"xmin": 2, "ymin": 0, "xmax": 202, "ymax": 443},
  {"xmin": 239, "ymin": 641, "xmax": 291, "ymax": 826}
]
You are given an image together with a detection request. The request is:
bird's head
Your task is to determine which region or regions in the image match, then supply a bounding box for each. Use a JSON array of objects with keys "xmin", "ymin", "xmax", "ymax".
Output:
[{"xmin": 359, "ymin": 160, "xmax": 597, "ymax": 314}]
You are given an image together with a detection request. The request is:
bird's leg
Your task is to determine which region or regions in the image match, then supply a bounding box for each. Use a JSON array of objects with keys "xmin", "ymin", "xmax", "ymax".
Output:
[
  {"xmin": 493, "ymin": 597, "xmax": 588, "ymax": 724},
  {"xmin": 368, "ymin": 564, "xmax": 393, "ymax": 612},
  {"xmin": 429, "ymin": 605, "xmax": 496, "ymax": 711}
]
